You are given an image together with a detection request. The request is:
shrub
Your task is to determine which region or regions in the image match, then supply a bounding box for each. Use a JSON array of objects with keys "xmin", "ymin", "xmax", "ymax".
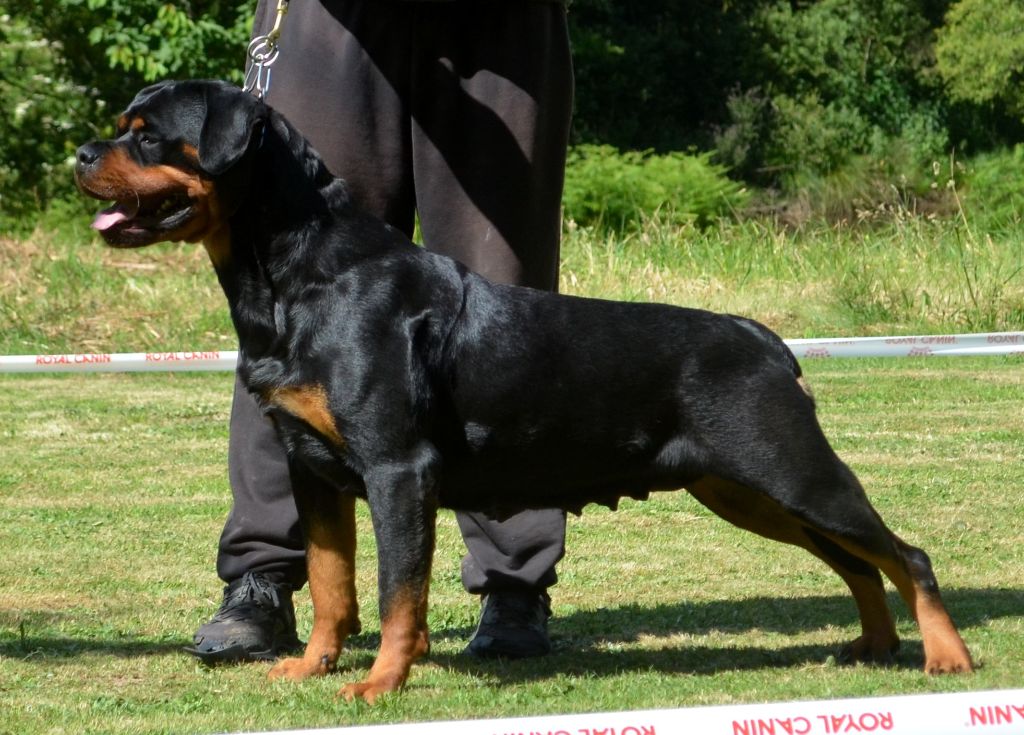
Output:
[
  {"xmin": 562, "ymin": 144, "xmax": 748, "ymax": 231},
  {"xmin": 936, "ymin": 0, "xmax": 1024, "ymax": 120},
  {"xmin": 716, "ymin": 0, "xmax": 948, "ymax": 186}
]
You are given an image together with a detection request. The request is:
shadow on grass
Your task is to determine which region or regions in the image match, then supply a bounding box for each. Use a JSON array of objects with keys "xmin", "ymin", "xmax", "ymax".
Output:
[
  {"xmin": 344, "ymin": 586, "xmax": 1020, "ymax": 679},
  {"xmin": 0, "ymin": 635, "xmax": 185, "ymax": 660},
  {"xmin": 2, "ymin": 587, "xmax": 1017, "ymax": 679}
]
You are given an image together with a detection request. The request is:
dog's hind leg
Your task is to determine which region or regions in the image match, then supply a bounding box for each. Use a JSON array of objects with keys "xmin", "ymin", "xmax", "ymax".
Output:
[
  {"xmin": 687, "ymin": 475, "xmax": 900, "ymax": 665},
  {"xmin": 690, "ymin": 457, "xmax": 972, "ymax": 674},
  {"xmin": 339, "ymin": 445, "xmax": 439, "ymax": 704},
  {"xmin": 269, "ymin": 465, "xmax": 361, "ymax": 683},
  {"xmin": 849, "ymin": 526, "xmax": 974, "ymax": 674},
  {"xmin": 780, "ymin": 457, "xmax": 971, "ymax": 674}
]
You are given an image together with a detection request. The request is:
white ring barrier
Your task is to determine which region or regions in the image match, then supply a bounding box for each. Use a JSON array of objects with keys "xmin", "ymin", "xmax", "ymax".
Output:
[
  {"xmin": 785, "ymin": 332, "xmax": 1024, "ymax": 359},
  {"xmin": 0, "ymin": 350, "xmax": 234, "ymax": 373},
  {"xmin": 232, "ymin": 688, "xmax": 1024, "ymax": 735},
  {"xmin": 1, "ymin": 332, "xmax": 1022, "ymax": 374}
]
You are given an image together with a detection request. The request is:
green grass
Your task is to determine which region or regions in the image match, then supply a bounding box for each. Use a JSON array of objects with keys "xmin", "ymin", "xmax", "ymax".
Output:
[
  {"xmin": 0, "ymin": 361, "xmax": 1021, "ymax": 733},
  {"xmin": 0, "ymin": 217, "xmax": 1022, "ymax": 732}
]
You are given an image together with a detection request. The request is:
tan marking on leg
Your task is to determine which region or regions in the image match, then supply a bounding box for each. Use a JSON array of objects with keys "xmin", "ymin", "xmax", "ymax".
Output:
[
  {"xmin": 339, "ymin": 585, "xmax": 430, "ymax": 704},
  {"xmin": 688, "ymin": 476, "xmax": 807, "ymax": 542},
  {"xmin": 688, "ymin": 475, "xmax": 899, "ymax": 663},
  {"xmin": 815, "ymin": 521, "xmax": 972, "ymax": 674},
  {"xmin": 869, "ymin": 550, "xmax": 973, "ymax": 674},
  {"xmin": 837, "ymin": 572, "xmax": 900, "ymax": 663},
  {"xmin": 269, "ymin": 494, "xmax": 359, "ymax": 682},
  {"xmin": 263, "ymin": 385, "xmax": 345, "ymax": 447}
]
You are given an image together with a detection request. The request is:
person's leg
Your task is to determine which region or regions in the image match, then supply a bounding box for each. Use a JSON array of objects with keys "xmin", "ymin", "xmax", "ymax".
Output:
[
  {"xmin": 217, "ymin": 376, "xmax": 306, "ymax": 586},
  {"xmin": 188, "ymin": 375, "xmax": 305, "ymax": 663},
  {"xmin": 409, "ymin": 0, "xmax": 574, "ymax": 657},
  {"xmin": 409, "ymin": 2, "xmax": 571, "ymax": 289}
]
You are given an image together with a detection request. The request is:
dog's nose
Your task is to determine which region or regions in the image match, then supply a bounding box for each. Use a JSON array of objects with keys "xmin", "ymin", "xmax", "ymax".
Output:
[{"xmin": 76, "ymin": 143, "xmax": 104, "ymax": 169}]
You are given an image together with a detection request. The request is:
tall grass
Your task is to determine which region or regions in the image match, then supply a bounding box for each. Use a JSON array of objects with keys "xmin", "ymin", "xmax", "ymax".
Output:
[
  {"xmin": 560, "ymin": 214, "xmax": 1023, "ymax": 338},
  {"xmin": 1, "ymin": 203, "xmax": 1021, "ymax": 358}
]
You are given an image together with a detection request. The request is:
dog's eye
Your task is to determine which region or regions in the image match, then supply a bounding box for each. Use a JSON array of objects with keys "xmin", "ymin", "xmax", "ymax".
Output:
[{"xmin": 139, "ymin": 134, "xmax": 160, "ymax": 147}]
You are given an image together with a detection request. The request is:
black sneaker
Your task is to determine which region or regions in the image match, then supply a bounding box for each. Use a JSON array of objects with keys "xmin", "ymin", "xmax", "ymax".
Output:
[
  {"xmin": 465, "ymin": 591, "xmax": 552, "ymax": 659},
  {"xmin": 185, "ymin": 571, "xmax": 303, "ymax": 664}
]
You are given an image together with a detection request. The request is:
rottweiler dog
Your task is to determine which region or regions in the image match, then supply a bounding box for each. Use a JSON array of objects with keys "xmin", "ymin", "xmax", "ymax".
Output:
[{"xmin": 75, "ymin": 80, "xmax": 973, "ymax": 702}]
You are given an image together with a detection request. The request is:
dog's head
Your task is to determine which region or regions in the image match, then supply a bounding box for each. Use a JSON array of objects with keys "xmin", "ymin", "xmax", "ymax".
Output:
[{"xmin": 75, "ymin": 80, "xmax": 265, "ymax": 247}]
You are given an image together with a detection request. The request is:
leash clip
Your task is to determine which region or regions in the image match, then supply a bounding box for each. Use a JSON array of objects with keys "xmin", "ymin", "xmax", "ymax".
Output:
[{"xmin": 243, "ymin": 0, "xmax": 289, "ymax": 99}]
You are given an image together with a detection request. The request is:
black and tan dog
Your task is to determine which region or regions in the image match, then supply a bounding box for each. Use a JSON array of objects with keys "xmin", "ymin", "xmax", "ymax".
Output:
[{"xmin": 75, "ymin": 80, "xmax": 973, "ymax": 702}]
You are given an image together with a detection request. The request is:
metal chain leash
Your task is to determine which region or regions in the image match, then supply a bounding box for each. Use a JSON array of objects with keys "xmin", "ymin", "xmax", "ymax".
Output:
[{"xmin": 243, "ymin": 0, "xmax": 289, "ymax": 99}]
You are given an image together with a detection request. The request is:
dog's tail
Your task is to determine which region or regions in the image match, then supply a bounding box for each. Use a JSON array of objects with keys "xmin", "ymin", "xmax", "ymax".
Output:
[{"xmin": 728, "ymin": 315, "xmax": 815, "ymax": 404}]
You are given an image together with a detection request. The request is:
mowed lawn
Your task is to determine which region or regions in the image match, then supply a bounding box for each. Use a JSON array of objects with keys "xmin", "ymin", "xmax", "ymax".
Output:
[{"xmin": 0, "ymin": 357, "xmax": 1021, "ymax": 734}]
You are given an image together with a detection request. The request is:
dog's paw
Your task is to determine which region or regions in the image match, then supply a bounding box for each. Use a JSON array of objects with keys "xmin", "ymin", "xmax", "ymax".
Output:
[
  {"xmin": 924, "ymin": 648, "xmax": 974, "ymax": 674},
  {"xmin": 838, "ymin": 634, "xmax": 899, "ymax": 666},
  {"xmin": 268, "ymin": 654, "xmax": 333, "ymax": 682},
  {"xmin": 338, "ymin": 676, "xmax": 401, "ymax": 704}
]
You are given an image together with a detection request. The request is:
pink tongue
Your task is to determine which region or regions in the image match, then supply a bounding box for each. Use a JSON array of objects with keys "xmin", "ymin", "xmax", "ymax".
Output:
[{"xmin": 92, "ymin": 208, "xmax": 129, "ymax": 231}]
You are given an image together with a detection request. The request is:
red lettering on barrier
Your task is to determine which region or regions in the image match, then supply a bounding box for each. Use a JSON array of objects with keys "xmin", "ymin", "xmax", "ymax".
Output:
[
  {"xmin": 494, "ymin": 725, "xmax": 654, "ymax": 735},
  {"xmin": 75, "ymin": 353, "xmax": 112, "ymax": 364},
  {"xmin": 35, "ymin": 354, "xmax": 112, "ymax": 365},
  {"xmin": 145, "ymin": 351, "xmax": 220, "ymax": 362},
  {"xmin": 988, "ymin": 334, "xmax": 1023, "ymax": 344},
  {"xmin": 803, "ymin": 348, "xmax": 831, "ymax": 359},
  {"xmin": 907, "ymin": 347, "xmax": 933, "ymax": 357},
  {"xmin": 815, "ymin": 712, "xmax": 893, "ymax": 733},
  {"xmin": 969, "ymin": 704, "xmax": 1024, "ymax": 727},
  {"xmin": 885, "ymin": 337, "xmax": 918, "ymax": 345},
  {"xmin": 920, "ymin": 336, "xmax": 956, "ymax": 344}
]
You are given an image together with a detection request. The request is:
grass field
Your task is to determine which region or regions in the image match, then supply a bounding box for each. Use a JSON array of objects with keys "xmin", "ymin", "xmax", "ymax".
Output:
[{"xmin": 0, "ymin": 218, "xmax": 1022, "ymax": 734}]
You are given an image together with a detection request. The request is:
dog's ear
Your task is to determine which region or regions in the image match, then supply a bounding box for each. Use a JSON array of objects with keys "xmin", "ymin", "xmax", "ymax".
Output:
[{"xmin": 198, "ymin": 85, "xmax": 266, "ymax": 176}]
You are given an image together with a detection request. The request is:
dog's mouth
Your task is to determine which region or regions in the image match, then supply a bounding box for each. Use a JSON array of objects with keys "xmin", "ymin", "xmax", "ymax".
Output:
[{"xmin": 91, "ymin": 192, "xmax": 195, "ymax": 245}]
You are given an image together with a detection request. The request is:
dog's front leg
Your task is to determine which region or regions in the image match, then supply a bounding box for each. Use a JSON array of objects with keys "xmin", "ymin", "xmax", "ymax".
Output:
[
  {"xmin": 269, "ymin": 463, "xmax": 360, "ymax": 682},
  {"xmin": 339, "ymin": 447, "xmax": 438, "ymax": 704}
]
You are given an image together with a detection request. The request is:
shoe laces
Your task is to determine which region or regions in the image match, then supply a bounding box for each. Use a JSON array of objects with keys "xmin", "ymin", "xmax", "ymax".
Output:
[{"xmin": 210, "ymin": 572, "xmax": 284, "ymax": 623}]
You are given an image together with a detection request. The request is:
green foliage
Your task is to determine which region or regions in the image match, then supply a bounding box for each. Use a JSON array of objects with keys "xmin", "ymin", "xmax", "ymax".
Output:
[
  {"xmin": 0, "ymin": 18, "xmax": 83, "ymax": 233},
  {"xmin": 80, "ymin": 0, "xmax": 251, "ymax": 83},
  {"xmin": 935, "ymin": 0, "xmax": 1024, "ymax": 119},
  {"xmin": 561, "ymin": 145, "xmax": 748, "ymax": 231},
  {"xmin": 5, "ymin": 0, "xmax": 1024, "ymax": 233},
  {"xmin": 715, "ymin": 0, "xmax": 949, "ymax": 187}
]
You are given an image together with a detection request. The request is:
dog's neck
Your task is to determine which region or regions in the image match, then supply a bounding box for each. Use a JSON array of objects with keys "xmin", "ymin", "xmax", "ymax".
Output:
[{"xmin": 202, "ymin": 109, "xmax": 399, "ymax": 377}]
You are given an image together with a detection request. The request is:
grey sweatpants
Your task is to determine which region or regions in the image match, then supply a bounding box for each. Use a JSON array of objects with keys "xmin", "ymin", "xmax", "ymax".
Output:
[{"xmin": 216, "ymin": 0, "xmax": 573, "ymax": 595}]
